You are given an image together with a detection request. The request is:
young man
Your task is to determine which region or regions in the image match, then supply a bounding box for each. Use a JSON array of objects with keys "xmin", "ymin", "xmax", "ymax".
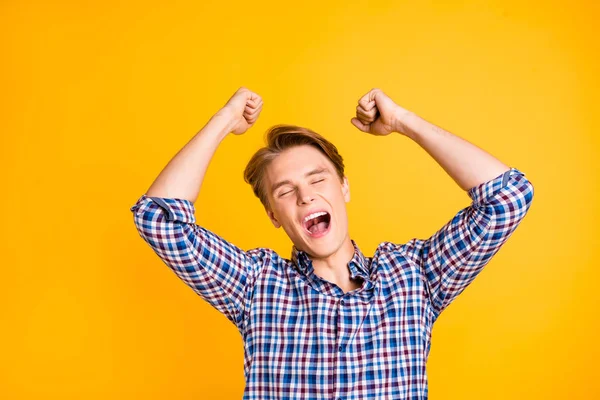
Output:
[{"xmin": 130, "ymin": 87, "xmax": 534, "ymax": 399}]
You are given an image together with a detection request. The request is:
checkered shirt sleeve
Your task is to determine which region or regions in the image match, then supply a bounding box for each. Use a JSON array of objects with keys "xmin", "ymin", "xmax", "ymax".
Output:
[
  {"xmin": 399, "ymin": 167, "xmax": 535, "ymax": 319},
  {"xmin": 129, "ymin": 194, "xmax": 268, "ymax": 330}
]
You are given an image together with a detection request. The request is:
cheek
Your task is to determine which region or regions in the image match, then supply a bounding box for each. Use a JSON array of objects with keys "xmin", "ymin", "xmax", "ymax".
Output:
[
  {"xmin": 328, "ymin": 188, "xmax": 345, "ymax": 204},
  {"xmin": 277, "ymin": 209, "xmax": 297, "ymax": 229}
]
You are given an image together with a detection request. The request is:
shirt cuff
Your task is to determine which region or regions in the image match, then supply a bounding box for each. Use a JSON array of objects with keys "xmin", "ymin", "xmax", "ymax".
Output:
[
  {"xmin": 467, "ymin": 167, "xmax": 525, "ymax": 205},
  {"xmin": 129, "ymin": 194, "xmax": 196, "ymax": 223}
]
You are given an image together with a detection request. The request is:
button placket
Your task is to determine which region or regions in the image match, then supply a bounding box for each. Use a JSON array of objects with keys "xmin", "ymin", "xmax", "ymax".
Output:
[
  {"xmin": 337, "ymin": 297, "xmax": 345, "ymax": 352},
  {"xmin": 332, "ymin": 298, "xmax": 343, "ymax": 400}
]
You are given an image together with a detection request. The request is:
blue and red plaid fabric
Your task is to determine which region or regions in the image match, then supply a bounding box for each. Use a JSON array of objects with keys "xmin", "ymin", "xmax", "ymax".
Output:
[{"xmin": 130, "ymin": 167, "xmax": 534, "ymax": 399}]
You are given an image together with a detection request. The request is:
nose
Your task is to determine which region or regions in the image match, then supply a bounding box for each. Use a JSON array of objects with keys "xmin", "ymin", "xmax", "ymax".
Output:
[{"xmin": 297, "ymin": 185, "xmax": 316, "ymax": 205}]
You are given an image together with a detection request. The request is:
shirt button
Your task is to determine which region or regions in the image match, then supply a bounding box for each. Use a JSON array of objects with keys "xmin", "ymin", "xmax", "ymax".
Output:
[
  {"xmin": 339, "ymin": 299, "xmax": 345, "ymax": 305},
  {"xmin": 338, "ymin": 345, "xmax": 344, "ymax": 352}
]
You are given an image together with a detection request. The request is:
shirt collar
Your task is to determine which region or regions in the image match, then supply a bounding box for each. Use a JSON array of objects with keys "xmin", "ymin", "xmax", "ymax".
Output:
[{"xmin": 291, "ymin": 239, "xmax": 370, "ymax": 279}]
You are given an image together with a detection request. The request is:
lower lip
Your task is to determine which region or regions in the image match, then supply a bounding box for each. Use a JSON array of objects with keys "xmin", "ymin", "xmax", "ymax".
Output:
[{"xmin": 304, "ymin": 219, "xmax": 332, "ymax": 239}]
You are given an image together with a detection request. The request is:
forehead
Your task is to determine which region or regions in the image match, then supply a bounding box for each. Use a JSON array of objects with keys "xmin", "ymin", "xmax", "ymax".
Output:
[{"xmin": 265, "ymin": 145, "xmax": 333, "ymax": 185}]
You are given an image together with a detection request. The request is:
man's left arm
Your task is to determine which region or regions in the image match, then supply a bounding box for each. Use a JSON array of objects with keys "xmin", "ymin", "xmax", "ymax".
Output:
[
  {"xmin": 395, "ymin": 110, "xmax": 512, "ymax": 190},
  {"xmin": 351, "ymin": 88, "xmax": 535, "ymax": 318},
  {"xmin": 398, "ymin": 167, "xmax": 534, "ymax": 319},
  {"xmin": 398, "ymin": 111, "xmax": 536, "ymax": 317},
  {"xmin": 351, "ymin": 87, "xmax": 512, "ymax": 189}
]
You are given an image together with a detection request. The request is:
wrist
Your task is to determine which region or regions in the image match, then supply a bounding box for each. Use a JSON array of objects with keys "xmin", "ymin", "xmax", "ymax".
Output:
[
  {"xmin": 212, "ymin": 108, "xmax": 239, "ymax": 134},
  {"xmin": 393, "ymin": 108, "xmax": 419, "ymax": 138},
  {"xmin": 207, "ymin": 111, "xmax": 237, "ymax": 140}
]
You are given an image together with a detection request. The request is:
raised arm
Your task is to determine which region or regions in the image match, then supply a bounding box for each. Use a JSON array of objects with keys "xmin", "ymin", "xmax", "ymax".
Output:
[
  {"xmin": 352, "ymin": 88, "xmax": 535, "ymax": 318},
  {"xmin": 351, "ymin": 87, "xmax": 510, "ymax": 190},
  {"xmin": 130, "ymin": 87, "xmax": 268, "ymax": 330},
  {"xmin": 145, "ymin": 87, "xmax": 263, "ymax": 201},
  {"xmin": 396, "ymin": 168, "xmax": 534, "ymax": 318}
]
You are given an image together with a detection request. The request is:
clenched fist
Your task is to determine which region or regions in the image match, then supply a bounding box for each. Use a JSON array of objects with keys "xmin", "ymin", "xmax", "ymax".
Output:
[
  {"xmin": 350, "ymin": 88, "xmax": 413, "ymax": 136},
  {"xmin": 216, "ymin": 87, "xmax": 263, "ymax": 135}
]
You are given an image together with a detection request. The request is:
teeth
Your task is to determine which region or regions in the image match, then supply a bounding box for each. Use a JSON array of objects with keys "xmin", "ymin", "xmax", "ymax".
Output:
[{"xmin": 303, "ymin": 211, "xmax": 327, "ymax": 223}]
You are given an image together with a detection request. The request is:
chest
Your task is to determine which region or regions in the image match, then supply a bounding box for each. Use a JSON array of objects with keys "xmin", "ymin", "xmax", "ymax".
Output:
[{"xmin": 246, "ymin": 275, "xmax": 431, "ymax": 354}]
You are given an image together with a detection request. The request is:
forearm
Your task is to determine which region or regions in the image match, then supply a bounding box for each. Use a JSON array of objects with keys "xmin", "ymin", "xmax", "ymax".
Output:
[
  {"xmin": 145, "ymin": 114, "xmax": 234, "ymax": 203},
  {"xmin": 396, "ymin": 112, "xmax": 510, "ymax": 191}
]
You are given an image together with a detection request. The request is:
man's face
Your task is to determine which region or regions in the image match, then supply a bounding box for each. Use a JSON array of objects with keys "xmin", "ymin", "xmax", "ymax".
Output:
[{"xmin": 264, "ymin": 145, "xmax": 350, "ymax": 258}]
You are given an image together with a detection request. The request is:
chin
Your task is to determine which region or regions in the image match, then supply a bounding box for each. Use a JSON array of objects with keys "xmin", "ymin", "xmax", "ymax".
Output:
[{"xmin": 302, "ymin": 233, "xmax": 342, "ymax": 258}]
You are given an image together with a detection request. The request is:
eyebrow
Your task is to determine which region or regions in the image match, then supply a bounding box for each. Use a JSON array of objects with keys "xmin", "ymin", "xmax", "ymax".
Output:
[{"xmin": 271, "ymin": 167, "xmax": 330, "ymax": 195}]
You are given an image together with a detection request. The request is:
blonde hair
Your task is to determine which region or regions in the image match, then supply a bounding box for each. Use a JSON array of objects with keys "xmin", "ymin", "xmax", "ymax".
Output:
[{"xmin": 243, "ymin": 124, "xmax": 345, "ymax": 209}]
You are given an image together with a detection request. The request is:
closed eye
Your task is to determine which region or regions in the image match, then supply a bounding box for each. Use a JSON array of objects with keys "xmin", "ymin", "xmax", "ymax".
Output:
[{"xmin": 279, "ymin": 179, "xmax": 324, "ymax": 197}]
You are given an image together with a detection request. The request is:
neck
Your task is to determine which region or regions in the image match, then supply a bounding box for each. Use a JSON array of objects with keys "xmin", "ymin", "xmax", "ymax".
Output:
[{"xmin": 310, "ymin": 234, "xmax": 355, "ymax": 282}]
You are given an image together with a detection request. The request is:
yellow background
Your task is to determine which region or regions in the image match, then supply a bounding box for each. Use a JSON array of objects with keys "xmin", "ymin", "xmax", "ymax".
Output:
[{"xmin": 2, "ymin": 0, "xmax": 598, "ymax": 398}]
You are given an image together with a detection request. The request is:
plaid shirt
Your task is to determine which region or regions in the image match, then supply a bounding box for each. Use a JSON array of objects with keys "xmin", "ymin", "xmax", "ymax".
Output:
[{"xmin": 130, "ymin": 167, "xmax": 534, "ymax": 400}]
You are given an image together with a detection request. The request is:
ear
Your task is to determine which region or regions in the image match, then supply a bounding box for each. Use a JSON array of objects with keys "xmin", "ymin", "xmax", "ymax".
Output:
[
  {"xmin": 342, "ymin": 176, "xmax": 350, "ymax": 203},
  {"xmin": 266, "ymin": 207, "xmax": 282, "ymax": 228}
]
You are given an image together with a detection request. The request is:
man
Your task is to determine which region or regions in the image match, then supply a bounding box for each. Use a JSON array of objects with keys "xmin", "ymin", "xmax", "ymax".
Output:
[{"xmin": 130, "ymin": 87, "xmax": 534, "ymax": 399}]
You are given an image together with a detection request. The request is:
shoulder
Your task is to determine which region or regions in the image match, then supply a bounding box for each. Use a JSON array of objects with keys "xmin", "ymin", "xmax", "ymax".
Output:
[
  {"xmin": 244, "ymin": 246, "xmax": 295, "ymax": 276},
  {"xmin": 245, "ymin": 246, "xmax": 281, "ymax": 264},
  {"xmin": 371, "ymin": 240, "xmax": 429, "ymax": 294},
  {"xmin": 376, "ymin": 239, "xmax": 424, "ymax": 267}
]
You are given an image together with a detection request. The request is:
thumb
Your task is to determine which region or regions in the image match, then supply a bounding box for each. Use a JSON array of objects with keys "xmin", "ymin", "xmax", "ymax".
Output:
[{"xmin": 351, "ymin": 117, "xmax": 369, "ymax": 132}]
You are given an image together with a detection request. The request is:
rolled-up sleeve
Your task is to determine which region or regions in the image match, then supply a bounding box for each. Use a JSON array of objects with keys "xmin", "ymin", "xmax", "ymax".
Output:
[
  {"xmin": 129, "ymin": 194, "xmax": 268, "ymax": 330},
  {"xmin": 399, "ymin": 167, "xmax": 535, "ymax": 319}
]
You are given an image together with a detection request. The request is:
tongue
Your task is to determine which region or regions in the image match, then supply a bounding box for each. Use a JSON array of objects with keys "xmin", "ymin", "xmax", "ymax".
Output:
[{"xmin": 309, "ymin": 221, "xmax": 328, "ymax": 235}]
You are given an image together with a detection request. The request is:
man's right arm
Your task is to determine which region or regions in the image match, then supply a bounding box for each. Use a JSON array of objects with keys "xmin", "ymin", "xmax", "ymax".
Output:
[
  {"xmin": 130, "ymin": 88, "xmax": 266, "ymax": 330},
  {"xmin": 145, "ymin": 86, "xmax": 262, "ymax": 202}
]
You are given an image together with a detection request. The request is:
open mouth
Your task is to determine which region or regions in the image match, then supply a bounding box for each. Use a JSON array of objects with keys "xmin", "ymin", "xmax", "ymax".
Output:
[{"xmin": 303, "ymin": 212, "xmax": 332, "ymax": 238}]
